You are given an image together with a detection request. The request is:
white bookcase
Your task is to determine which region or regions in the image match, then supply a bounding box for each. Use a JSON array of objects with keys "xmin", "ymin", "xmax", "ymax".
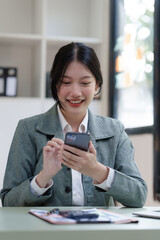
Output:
[{"xmin": 0, "ymin": 0, "xmax": 109, "ymax": 99}]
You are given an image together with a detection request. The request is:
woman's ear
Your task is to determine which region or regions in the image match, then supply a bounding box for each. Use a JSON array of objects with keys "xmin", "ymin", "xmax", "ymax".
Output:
[{"xmin": 94, "ymin": 84, "xmax": 101, "ymax": 96}]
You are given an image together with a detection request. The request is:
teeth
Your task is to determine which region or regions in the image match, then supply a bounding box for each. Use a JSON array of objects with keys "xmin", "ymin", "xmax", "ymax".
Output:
[{"xmin": 69, "ymin": 100, "xmax": 83, "ymax": 104}]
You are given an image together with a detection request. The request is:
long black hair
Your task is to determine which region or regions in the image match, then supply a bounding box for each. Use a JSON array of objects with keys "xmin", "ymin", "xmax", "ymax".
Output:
[{"xmin": 50, "ymin": 42, "xmax": 103, "ymax": 101}]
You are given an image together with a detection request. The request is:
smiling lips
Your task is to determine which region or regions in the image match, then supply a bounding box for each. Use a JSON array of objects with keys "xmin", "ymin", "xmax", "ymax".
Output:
[{"xmin": 67, "ymin": 99, "xmax": 84, "ymax": 106}]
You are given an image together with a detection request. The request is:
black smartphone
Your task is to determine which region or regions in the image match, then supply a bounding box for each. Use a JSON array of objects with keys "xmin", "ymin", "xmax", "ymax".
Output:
[{"xmin": 64, "ymin": 132, "xmax": 90, "ymax": 151}]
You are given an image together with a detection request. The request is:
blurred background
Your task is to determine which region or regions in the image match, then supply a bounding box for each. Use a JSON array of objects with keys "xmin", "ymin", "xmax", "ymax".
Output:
[{"xmin": 0, "ymin": 0, "xmax": 159, "ymax": 206}]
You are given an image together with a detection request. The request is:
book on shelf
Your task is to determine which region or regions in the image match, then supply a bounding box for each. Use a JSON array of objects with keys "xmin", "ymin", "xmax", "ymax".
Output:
[
  {"xmin": 0, "ymin": 67, "xmax": 17, "ymax": 97},
  {"xmin": 46, "ymin": 72, "xmax": 52, "ymax": 98}
]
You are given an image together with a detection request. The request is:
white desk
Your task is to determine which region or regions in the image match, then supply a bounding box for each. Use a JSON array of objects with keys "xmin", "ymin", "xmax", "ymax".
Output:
[{"xmin": 0, "ymin": 207, "xmax": 160, "ymax": 240}]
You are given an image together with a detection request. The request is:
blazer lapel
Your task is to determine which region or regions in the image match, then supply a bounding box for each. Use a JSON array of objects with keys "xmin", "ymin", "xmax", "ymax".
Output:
[
  {"xmin": 36, "ymin": 103, "xmax": 64, "ymax": 140},
  {"xmin": 88, "ymin": 109, "xmax": 116, "ymax": 149}
]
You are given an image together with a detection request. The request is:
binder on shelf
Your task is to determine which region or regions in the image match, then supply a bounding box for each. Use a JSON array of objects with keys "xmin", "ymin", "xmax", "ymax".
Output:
[
  {"xmin": 46, "ymin": 72, "xmax": 52, "ymax": 98},
  {"xmin": 0, "ymin": 67, "xmax": 6, "ymax": 96},
  {"xmin": 5, "ymin": 68, "xmax": 17, "ymax": 97}
]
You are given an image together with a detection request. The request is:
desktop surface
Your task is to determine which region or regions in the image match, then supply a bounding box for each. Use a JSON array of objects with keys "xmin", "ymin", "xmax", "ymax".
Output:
[{"xmin": 0, "ymin": 206, "xmax": 160, "ymax": 240}]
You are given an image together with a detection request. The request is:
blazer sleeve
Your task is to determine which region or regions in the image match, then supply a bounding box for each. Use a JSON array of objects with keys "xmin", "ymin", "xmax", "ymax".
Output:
[
  {"xmin": 107, "ymin": 123, "xmax": 148, "ymax": 207},
  {"xmin": 0, "ymin": 120, "xmax": 52, "ymax": 206}
]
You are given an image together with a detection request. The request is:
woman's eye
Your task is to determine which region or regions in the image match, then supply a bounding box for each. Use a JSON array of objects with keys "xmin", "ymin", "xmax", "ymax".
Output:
[
  {"xmin": 81, "ymin": 82, "xmax": 90, "ymax": 85},
  {"xmin": 62, "ymin": 81, "xmax": 71, "ymax": 85}
]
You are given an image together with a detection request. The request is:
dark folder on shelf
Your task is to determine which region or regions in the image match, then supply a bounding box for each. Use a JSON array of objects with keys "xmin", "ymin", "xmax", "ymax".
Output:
[
  {"xmin": 0, "ymin": 67, "xmax": 6, "ymax": 96},
  {"xmin": 46, "ymin": 72, "xmax": 52, "ymax": 98}
]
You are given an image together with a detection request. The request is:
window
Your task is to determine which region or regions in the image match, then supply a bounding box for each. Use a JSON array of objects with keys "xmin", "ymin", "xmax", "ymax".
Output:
[
  {"xmin": 153, "ymin": 0, "xmax": 160, "ymax": 201},
  {"xmin": 109, "ymin": 0, "xmax": 154, "ymax": 134}
]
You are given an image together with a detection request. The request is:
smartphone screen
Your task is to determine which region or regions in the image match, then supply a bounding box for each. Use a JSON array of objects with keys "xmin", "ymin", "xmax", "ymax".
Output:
[{"xmin": 64, "ymin": 132, "xmax": 90, "ymax": 151}]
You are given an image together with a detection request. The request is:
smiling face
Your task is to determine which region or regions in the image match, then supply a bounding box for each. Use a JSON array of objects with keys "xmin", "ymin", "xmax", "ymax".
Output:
[{"xmin": 57, "ymin": 60, "xmax": 98, "ymax": 123}]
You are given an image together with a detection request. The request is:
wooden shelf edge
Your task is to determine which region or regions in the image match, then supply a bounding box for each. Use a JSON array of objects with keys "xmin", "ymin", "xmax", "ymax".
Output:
[
  {"xmin": 46, "ymin": 36, "xmax": 102, "ymax": 45},
  {"xmin": 0, "ymin": 33, "xmax": 43, "ymax": 44}
]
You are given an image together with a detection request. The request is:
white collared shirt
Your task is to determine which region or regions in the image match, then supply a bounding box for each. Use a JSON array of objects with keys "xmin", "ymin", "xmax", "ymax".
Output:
[
  {"xmin": 30, "ymin": 105, "xmax": 115, "ymax": 204},
  {"xmin": 57, "ymin": 105, "xmax": 88, "ymax": 205}
]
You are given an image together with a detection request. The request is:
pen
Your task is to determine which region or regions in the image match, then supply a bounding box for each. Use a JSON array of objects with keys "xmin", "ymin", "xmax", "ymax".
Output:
[
  {"xmin": 65, "ymin": 213, "xmax": 99, "ymax": 220},
  {"xmin": 45, "ymin": 208, "xmax": 60, "ymax": 215},
  {"xmin": 59, "ymin": 211, "xmax": 99, "ymax": 220}
]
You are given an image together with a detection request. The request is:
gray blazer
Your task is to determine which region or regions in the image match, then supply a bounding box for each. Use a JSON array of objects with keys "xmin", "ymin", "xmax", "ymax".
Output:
[{"xmin": 0, "ymin": 104, "xmax": 147, "ymax": 207}]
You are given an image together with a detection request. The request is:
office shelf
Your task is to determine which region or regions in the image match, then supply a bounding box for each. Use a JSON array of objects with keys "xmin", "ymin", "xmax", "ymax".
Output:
[{"xmin": 0, "ymin": 0, "xmax": 108, "ymax": 98}]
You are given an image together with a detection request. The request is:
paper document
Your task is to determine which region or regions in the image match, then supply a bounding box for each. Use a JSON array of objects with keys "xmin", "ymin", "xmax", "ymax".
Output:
[{"xmin": 29, "ymin": 208, "xmax": 138, "ymax": 224}]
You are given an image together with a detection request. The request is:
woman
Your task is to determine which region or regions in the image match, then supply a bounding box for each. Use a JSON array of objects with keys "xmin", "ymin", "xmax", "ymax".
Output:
[{"xmin": 0, "ymin": 42, "xmax": 147, "ymax": 207}]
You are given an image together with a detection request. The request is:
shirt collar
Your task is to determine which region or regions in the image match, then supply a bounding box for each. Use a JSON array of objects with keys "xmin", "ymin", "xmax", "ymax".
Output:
[{"xmin": 57, "ymin": 105, "xmax": 88, "ymax": 134}]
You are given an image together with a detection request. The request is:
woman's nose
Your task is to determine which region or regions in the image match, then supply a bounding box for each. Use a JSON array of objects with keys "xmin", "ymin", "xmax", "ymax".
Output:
[{"xmin": 70, "ymin": 84, "xmax": 81, "ymax": 97}]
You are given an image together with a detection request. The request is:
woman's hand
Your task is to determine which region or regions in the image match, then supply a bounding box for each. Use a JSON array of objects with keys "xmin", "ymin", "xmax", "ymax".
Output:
[
  {"xmin": 36, "ymin": 138, "xmax": 64, "ymax": 188},
  {"xmin": 58, "ymin": 141, "xmax": 109, "ymax": 183}
]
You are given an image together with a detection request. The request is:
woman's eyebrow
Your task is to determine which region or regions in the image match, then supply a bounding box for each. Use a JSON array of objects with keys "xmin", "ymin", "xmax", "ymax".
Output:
[
  {"xmin": 62, "ymin": 75, "xmax": 92, "ymax": 79},
  {"xmin": 80, "ymin": 76, "xmax": 92, "ymax": 80},
  {"xmin": 82, "ymin": 75, "xmax": 92, "ymax": 78},
  {"xmin": 61, "ymin": 75, "xmax": 71, "ymax": 79}
]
